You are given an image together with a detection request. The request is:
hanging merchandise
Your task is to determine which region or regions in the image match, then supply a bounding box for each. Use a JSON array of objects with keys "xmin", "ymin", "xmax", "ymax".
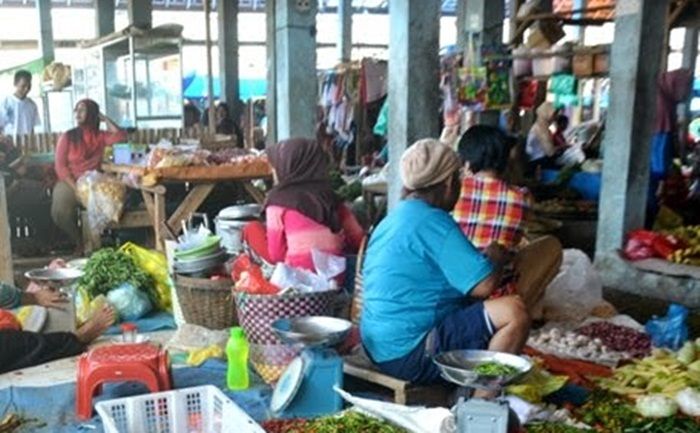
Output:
[
  {"xmin": 457, "ymin": 66, "xmax": 488, "ymax": 110},
  {"xmin": 518, "ymin": 80, "xmax": 540, "ymax": 109},
  {"xmin": 485, "ymin": 58, "xmax": 511, "ymax": 110}
]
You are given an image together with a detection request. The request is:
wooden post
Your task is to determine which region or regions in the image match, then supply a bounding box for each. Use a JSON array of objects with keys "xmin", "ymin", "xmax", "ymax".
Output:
[
  {"xmin": 204, "ymin": 0, "xmax": 216, "ymax": 134},
  {"xmin": 0, "ymin": 179, "xmax": 14, "ymax": 284}
]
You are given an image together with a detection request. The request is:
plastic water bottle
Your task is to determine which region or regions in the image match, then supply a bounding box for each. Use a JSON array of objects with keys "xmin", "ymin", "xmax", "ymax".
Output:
[{"xmin": 226, "ymin": 327, "xmax": 250, "ymax": 390}]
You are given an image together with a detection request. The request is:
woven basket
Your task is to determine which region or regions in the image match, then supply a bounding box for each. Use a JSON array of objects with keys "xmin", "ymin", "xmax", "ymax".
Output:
[
  {"xmin": 233, "ymin": 289, "xmax": 338, "ymax": 345},
  {"xmin": 174, "ymin": 275, "xmax": 237, "ymax": 330}
]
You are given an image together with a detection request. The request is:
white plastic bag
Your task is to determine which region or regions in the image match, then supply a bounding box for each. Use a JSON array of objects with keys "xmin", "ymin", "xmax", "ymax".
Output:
[
  {"xmin": 76, "ymin": 170, "xmax": 126, "ymax": 236},
  {"xmin": 312, "ymin": 249, "xmax": 346, "ymax": 281},
  {"xmin": 541, "ymin": 249, "xmax": 603, "ymax": 322},
  {"xmin": 269, "ymin": 263, "xmax": 334, "ymax": 293}
]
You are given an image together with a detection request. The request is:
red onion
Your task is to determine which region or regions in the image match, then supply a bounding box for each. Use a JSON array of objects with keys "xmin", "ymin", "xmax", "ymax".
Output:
[{"xmin": 576, "ymin": 322, "xmax": 652, "ymax": 358}]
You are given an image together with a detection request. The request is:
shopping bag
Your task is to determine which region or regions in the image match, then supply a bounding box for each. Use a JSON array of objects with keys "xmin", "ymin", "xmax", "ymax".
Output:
[{"xmin": 119, "ymin": 242, "xmax": 173, "ymax": 312}]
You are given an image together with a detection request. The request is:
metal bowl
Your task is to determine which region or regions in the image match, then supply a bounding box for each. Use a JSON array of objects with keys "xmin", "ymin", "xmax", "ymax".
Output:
[
  {"xmin": 174, "ymin": 248, "xmax": 228, "ymax": 274},
  {"xmin": 218, "ymin": 204, "xmax": 263, "ymax": 220},
  {"xmin": 271, "ymin": 316, "xmax": 352, "ymax": 347},
  {"xmin": 25, "ymin": 267, "xmax": 83, "ymax": 289},
  {"xmin": 433, "ymin": 350, "xmax": 532, "ymax": 390}
]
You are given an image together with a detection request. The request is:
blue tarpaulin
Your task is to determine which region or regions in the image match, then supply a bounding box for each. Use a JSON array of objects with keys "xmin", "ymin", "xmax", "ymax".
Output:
[{"xmin": 182, "ymin": 74, "xmax": 266, "ymax": 101}]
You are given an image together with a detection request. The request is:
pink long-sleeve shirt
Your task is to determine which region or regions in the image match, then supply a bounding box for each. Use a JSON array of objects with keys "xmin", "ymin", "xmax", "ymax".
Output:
[
  {"xmin": 55, "ymin": 128, "xmax": 127, "ymax": 181},
  {"xmin": 266, "ymin": 204, "xmax": 365, "ymax": 271}
]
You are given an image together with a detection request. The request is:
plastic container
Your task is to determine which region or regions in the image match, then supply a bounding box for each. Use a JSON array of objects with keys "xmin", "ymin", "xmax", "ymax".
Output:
[
  {"xmin": 95, "ymin": 385, "xmax": 265, "ymax": 433},
  {"xmin": 226, "ymin": 327, "xmax": 250, "ymax": 390}
]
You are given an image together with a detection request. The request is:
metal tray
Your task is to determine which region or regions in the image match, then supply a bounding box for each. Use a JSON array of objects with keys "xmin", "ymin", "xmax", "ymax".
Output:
[
  {"xmin": 271, "ymin": 316, "xmax": 352, "ymax": 347},
  {"xmin": 434, "ymin": 350, "xmax": 532, "ymax": 390},
  {"xmin": 25, "ymin": 267, "xmax": 83, "ymax": 289}
]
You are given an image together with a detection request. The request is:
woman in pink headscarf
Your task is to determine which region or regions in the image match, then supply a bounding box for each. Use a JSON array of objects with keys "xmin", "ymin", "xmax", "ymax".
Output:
[{"xmin": 51, "ymin": 99, "xmax": 126, "ymax": 246}]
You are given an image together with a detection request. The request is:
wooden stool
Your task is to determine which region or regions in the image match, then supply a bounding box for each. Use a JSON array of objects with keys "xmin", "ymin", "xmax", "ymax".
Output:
[
  {"xmin": 343, "ymin": 349, "xmax": 450, "ymax": 406},
  {"xmin": 75, "ymin": 343, "xmax": 171, "ymax": 420}
]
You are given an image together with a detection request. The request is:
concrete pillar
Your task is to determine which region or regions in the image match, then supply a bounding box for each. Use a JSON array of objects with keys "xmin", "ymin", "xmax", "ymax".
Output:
[
  {"xmin": 274, "ymin": 0, "xmax": 318, "ymax": 140},
  {"xmin": 595, "ymin": 0, "xmax": 669, "ymax": 255},
  {"xmin": 36, "ymin": 0, "xmax": 55, "ymax": 64},
  {"xmin": 682, "ymin": 28, "xmax": 698, "ymax": 71},
  {"xmin": 456, "ymin": 0, "xmax": 468, "ymax": 48},
  {"xmin": 218, "ymin": 0, "xmax": 240, "ymax": 116},
  {"xmin": 128, "ymin": 0, "xmax": 152, "ymax": 29},
  {"xmin": 95, "ymin": 0, "xmax": 115, "ymax": 37},
  {"xmin": 338, "ymin": 0, "xmax": 352, "ymax": 62},
  {"xmin": 387, "ymin": 0, "xmax": 441, "ymax": 208},
  {"xmin": 266, "ymin": 0, "xmax": 277, "ymax": 146},
  {"xmin": 465, "ymin": 0, "xmax": 505, "ymax": 49}
]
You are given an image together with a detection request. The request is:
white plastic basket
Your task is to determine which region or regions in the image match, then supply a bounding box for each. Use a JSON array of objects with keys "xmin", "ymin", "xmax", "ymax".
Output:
[{"xmin": 95, "ymin": 385, "xmax": 265, "ymax": 433}]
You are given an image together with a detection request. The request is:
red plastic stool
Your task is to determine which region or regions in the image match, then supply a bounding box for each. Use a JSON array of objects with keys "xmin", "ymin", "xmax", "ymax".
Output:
[{"xmin": 75, "ymin": 343, "xmax": 172, "ymax": 420}]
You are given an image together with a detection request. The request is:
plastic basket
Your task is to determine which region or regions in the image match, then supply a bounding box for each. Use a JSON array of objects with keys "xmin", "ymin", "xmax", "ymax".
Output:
[{"xmin": 95, "ymin": 385, "xmax": 264, "ymax": 433}]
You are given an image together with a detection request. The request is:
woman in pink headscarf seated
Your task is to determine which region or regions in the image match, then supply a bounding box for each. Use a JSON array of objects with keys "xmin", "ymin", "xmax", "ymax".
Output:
[
  {"xmin": 243, "ymin": 138, "xmax": 365, "ymax": 271},
  {"xmin": 51, "ymin": 99, "xmax": 126, "ymax": 248}
]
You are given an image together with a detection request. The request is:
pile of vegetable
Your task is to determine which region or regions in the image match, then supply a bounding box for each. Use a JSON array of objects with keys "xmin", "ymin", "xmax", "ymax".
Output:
[
  {"xmin": 79, "ymin": 248, "xmax": 155, "ymax": 302},
  {"xmin": 575, "ymin": 322, "xmax": 651, "ymax": 359},
  {"xmin": 597, "ymin": 344, "xmax": 700, "ymax": 399},
  {"xmin": 262, "ymin": 412, "xmax": 407, "ymax": 433},
  {"xmin": 528, "ymin": 328, "xmax": 626, "ymax": 366},
  {"xmin": 666, "ymin": 225, "xmax": 700, "ymax": 266},
  {"xmin": 525, "ymin": 422, "xmax": 591, "ymax": 433},
  {"xmin": 474, "ymin": 361, "xmax": 519, "ymax": 377},
  {"xmin": 574, "ymin": 391, "xmax": 699, "ymax": 433}
]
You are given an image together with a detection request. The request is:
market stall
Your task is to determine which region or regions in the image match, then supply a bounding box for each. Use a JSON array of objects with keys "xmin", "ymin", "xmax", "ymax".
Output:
[{"xmin": 98, "ymin": 146, "xmax": 271, "ymax": 251}]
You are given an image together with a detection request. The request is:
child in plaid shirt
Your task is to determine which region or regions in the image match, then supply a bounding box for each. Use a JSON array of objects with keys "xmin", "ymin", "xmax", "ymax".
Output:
[{"xmin": 454, "ymin": 125, "xmax": 562, "ymax": 317}]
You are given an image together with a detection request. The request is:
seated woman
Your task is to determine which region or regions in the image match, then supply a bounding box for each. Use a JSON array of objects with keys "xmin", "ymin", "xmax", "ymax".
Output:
[
  {"xmin": 526, "ymin": 102, "xmax": 559, "ymax": 175},
  {"xmin": 244, "ymin": 138, "xmax": 364, "ymax": 271},
  {"xmin": 0, "ymin": 282, "xmax": 114, "ymax": 374},
  {"xmin": 360, "ymin": 139, "xmax": 530, "ymax": 385},
  {"xmin": 51, "ymin": 99, "xmax": 126, "ymax": 249},
  {"xmin": 202, "ymin": 102, "xmax": 244, "ymax": 148},
  {"xmin": 453, "ymin": 125, "xmax": 562, "ymax": 316}
]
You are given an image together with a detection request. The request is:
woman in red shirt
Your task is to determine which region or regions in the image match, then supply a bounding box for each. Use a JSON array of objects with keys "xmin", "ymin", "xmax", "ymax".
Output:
[{"xmin": 51, "ymin": 99, "xmax": 126, "ymax": 247}]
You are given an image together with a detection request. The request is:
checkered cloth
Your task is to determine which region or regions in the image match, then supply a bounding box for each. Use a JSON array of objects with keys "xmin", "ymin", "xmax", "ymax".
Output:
[{"xmin": 453, "ymin": 176, "xmax": 531, "ymax": 250}]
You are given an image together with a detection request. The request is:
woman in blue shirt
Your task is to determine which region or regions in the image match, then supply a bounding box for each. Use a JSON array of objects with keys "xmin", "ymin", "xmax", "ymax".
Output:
[{"xmin": 360, "ymin": 139, "xmax": 531, "ymax": 385}]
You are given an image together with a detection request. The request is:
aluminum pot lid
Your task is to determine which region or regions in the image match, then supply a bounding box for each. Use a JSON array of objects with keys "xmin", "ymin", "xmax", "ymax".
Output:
[
  {"xmin": 218, "ymin": 204, "xmax": 262, "ymax": 220},
  {"xmin": 270, "ymin": 356, "xmax": 305, "ymax": 413}
]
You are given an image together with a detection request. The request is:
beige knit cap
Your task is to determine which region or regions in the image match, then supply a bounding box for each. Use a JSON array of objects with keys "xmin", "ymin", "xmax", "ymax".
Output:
[{"xmin": 400, "ymin": 138, "xmax": 462, "ymax": 190}]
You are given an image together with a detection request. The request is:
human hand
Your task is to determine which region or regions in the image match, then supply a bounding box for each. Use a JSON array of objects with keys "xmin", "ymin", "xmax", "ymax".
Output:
[{"xmin": 31, "ymin": 288, "xmax": 68, "ymax": 309}]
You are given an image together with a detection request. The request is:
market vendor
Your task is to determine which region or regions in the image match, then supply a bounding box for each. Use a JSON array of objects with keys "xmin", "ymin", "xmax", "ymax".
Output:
[
  {"xmin": 242, "ymin": 138, "xmax": 364, "ymax": 271},
  {"xmin": 453, "ymin": 125, "xmax": 562, "ymax": 317},
  {"xmin": 51, "ymin": 99, "xmax": 126, "ymax": 249},
  {"xmin": 360, "ymin": 139, "xmax": 530, "ymax": 385},
  {"xmin": 526, "ymin": 102, "xmax": 559, "ymax": 174},
  {"xmin": 0, "ymin": 282, "xmax": 115, "ymax": 374},
  {"xmin": 202, "ymin": 101, "xmax": 244, "ymax": 148}
]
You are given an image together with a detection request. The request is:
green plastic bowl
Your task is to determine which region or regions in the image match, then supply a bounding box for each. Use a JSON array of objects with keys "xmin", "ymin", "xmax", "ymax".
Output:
[{"xmin": 175, "ymin": 235, "xmax": 222, "ymax": 260}]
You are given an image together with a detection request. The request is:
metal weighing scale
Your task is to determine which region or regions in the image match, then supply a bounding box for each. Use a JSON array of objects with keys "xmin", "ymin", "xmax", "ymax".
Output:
[
  {"xmin": 434, "ymin": 350, "xmax": 532, "ymax": 433},
  {"xmin": 24, "ymin": 267, "xmax": 84, "ymax": 333},
  {"xmin": 270, "ymin": 316, "xmax": 352, "ymax": 419}
]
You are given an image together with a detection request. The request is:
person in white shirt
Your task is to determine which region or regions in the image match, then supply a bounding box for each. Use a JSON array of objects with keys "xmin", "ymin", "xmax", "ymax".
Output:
[{"xmin": 0, "ymin": 70, "xmax": 41, "ymax": 139}]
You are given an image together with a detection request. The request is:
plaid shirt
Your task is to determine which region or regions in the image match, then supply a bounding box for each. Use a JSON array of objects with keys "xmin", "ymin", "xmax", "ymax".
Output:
[{"xmin": 453, "ymin": 176, "xmax": 530, "ymax": 250}]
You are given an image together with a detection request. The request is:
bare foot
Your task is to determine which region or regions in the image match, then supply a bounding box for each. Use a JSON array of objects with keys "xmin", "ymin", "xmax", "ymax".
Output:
[{"xmin": 75, "ymin": 306, "xmax": 116, "ymax": 344}]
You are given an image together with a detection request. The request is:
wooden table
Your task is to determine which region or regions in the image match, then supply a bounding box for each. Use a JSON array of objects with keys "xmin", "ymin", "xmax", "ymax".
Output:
[{"xmin": 102, "ymin": 162, "xmax": 271, "ymax": 251}]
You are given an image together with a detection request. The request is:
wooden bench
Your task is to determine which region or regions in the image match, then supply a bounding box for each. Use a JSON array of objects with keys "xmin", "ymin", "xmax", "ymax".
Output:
[{"xmin": 343, "ymin": 236, "xmax": 451, "ymax": 406}]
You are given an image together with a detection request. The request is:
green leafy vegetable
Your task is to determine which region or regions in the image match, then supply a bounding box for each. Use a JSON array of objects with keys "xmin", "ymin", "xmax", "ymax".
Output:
[
  {"xmin": 526, "ymin": 422, "xmax": 592, "ymax": 433},
  {"xmin": 79, "ymin": 248, "xmax": 154, "ymax": 302},
  {"xmin": 286, "ymin": 411, "xmax": 407, "ymax": 433},
  {"xmin": 474, "ymin": 361, "xmax": 519, "ymax": 377}
]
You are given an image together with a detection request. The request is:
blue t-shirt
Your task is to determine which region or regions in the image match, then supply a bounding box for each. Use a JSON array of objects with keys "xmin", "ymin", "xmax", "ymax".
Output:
[{"xmin": 360, "ymin": 199, "xmax": 493, "ymax": 363}]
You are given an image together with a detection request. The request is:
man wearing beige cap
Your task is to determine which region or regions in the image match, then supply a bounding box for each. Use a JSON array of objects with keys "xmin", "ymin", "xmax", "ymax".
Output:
[{"xmin": 360, "ymin": 139, "xmax": 531, "ymax": 384}]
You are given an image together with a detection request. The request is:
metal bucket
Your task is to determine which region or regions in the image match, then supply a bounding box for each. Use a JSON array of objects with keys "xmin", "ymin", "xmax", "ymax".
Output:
[{"xmin": 215, "ymin": 204, "xmax": 262, "ymax": 254}]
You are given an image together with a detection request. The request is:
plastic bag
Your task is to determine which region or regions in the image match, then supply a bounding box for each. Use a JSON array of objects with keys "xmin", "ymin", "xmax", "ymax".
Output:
[
  {"xmin": 231, "ymin": 254, "xmax": 279, "ymax": 295},
  {"xmin": 76, "ymin": 292, "xmax": 109, "ymax": 324},
  {"xmin": 541, "ymin": 249, "xmax": 603, "ymax": 322},
  {"xmin": 106, "ymin": 283, "xmax": 153, "ymax": 321},
  {"xmin": 311, "ymin": 249, "xmax": 346, "ymax": 281},
  {"xmin": 270, "ymin": 263, "xmax": 333, "ymax": 294},
  {"xmin": 623, "ymin": 230, "xmax": 685, "ymax": 261},
  {"xmin": 120, "ymin": 242, "xmax": 173, "ymax": 312},
  {"xmin": 76, "ymin": 170, "xmax": 126, "ymax": 236},
  {"xmin": 645, "ymin": 304, "xmax": 689, "ymax": 350}
]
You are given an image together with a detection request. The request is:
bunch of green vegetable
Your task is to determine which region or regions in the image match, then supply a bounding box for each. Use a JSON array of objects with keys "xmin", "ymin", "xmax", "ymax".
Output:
[
  {"xmin": 286, "ymin": 412, "xmax": 407, "ymax": 433},
  {"xmin": 338, "ymin": 180, "xmax": 363, "ymax": 202},
  {"xmin": 525, "ymin": 422, "xmax": 592, "ymax": 433},
  {"xmin": 474, "ymin": 361, "xmax": 519, "ymax": 377},
  {"xmin": 79, "ymin": 248, "xmax": 154, "ymax": 302}
]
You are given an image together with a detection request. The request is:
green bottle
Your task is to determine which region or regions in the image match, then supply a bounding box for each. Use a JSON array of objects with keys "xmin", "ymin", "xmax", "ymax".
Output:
[{"xmin": 226, "ymin": 327, "xmax": 250, "ymax": 390}]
